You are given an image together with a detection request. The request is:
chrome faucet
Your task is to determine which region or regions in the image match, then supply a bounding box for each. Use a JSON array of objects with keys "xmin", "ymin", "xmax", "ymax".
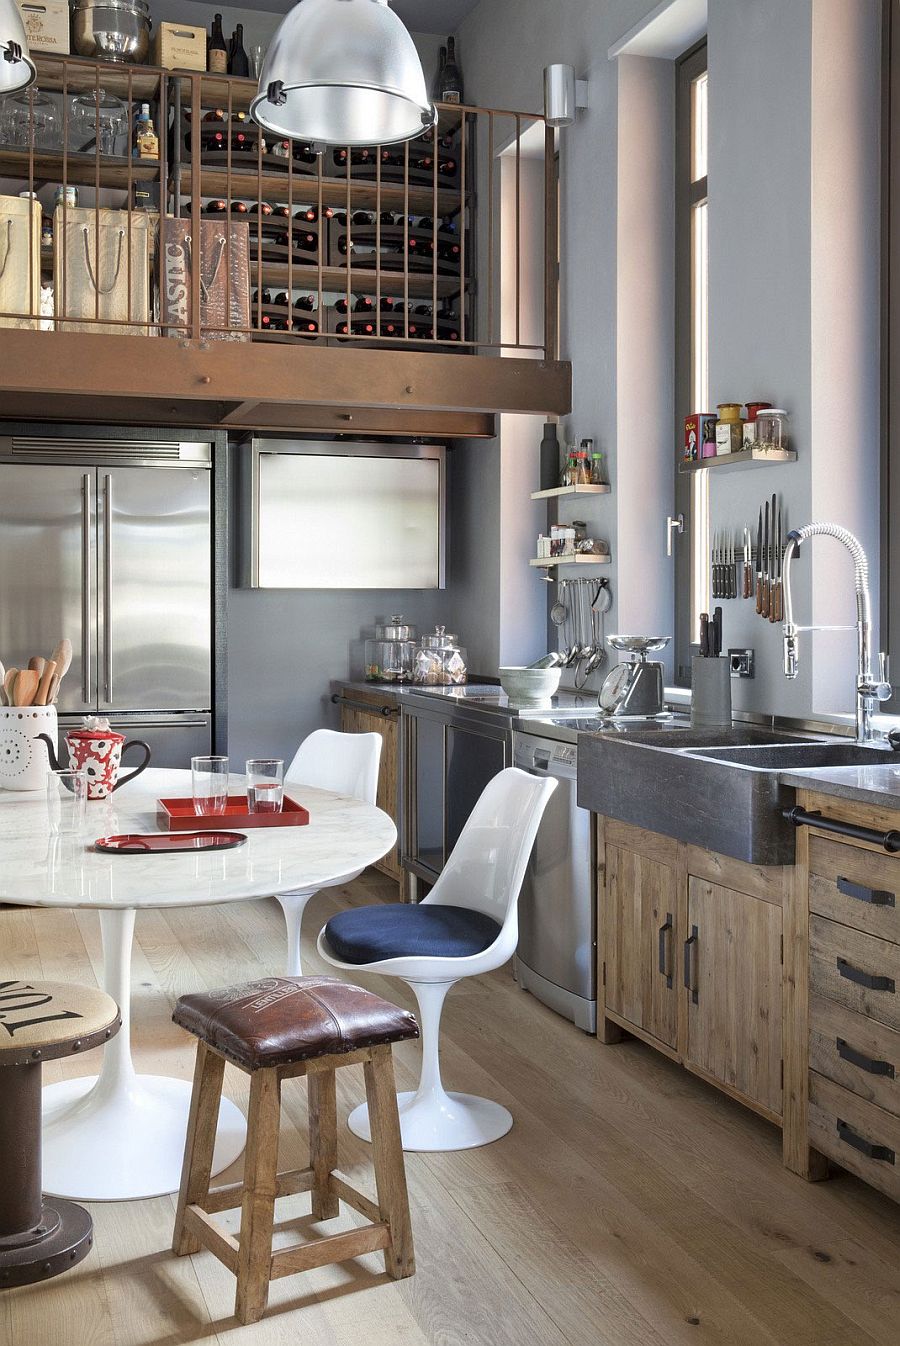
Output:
[{"xmin": 782, "ymin": 522, "xmax": 891, "ymax": 744}]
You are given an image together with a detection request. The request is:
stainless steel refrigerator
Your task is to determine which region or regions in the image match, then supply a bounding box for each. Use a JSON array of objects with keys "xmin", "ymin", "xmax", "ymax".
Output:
[{"xmin": 0, "ymin": 432, "xmax": 215, "ymax": 766}]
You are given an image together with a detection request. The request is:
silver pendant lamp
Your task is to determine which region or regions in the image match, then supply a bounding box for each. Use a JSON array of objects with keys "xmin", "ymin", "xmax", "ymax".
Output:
[
  {"xmin": 0, "ymin": 0, "xmax": 36, "ymax": 96},
  {"xmin": 250, "ymin": 0, "xmax": 436, "ymax": 148}
]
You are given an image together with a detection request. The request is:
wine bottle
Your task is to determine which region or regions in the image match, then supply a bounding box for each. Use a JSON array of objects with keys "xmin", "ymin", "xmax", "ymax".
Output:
[
  {"xmin": 441, "ymin": 36, "xmax": 463, "ymax": 104},
  {"xmin": 433, "ymin": 45, "xmax": 446, "ymax": 102},
  {"xmin": 229, "ymin": 24, "xmax": 249, "ymax": 78},
  {"xmin": 208, "ymin": 14, "xmax": 228, "ymax": 74},
  {"xmin": 294, "ymin": 294, "xmax": 315, "ymax": 311}
]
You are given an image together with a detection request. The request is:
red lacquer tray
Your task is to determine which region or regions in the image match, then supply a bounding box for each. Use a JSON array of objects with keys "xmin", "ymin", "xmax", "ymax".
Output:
[
  {"xmin": 157, "ymin": 795, "xmax": 310, "ymax": 832},
  {"xmin": 95, "ymin": 831, "xmax": 248, "ymax": 853}
]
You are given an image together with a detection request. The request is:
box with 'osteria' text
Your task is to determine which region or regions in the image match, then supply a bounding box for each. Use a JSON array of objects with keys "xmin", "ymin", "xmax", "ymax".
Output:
[
  {"xmin": 151, "ymin": 21, "xmax": 207, "ymax": 71},
  {"xmin": 15, "ymin": 0, "xmax": 70, "ymax": 54}
]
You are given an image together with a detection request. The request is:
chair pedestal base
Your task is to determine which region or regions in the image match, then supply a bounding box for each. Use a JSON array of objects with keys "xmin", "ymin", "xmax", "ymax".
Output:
[{"xmin": 348, "ymin": 1090, "xmax": 513, "ymax": 1152}]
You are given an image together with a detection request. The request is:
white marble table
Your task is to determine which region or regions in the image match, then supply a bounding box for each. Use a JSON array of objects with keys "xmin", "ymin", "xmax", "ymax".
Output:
[{"xmin": 0, "ymin": 768, "xmax": 396, "ymax": 1202}]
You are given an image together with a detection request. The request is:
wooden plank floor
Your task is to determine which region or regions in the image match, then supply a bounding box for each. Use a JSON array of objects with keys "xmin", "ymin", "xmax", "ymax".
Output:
[{"xmin": 3, "ymin": 871, "xmax": 900, "ymax": 1345}]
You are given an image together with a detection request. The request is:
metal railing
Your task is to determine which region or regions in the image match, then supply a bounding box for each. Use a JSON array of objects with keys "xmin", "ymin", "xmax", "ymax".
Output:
[{"xmin": 0, "ymin": 55, "xmax": 558, "ymax": 357}]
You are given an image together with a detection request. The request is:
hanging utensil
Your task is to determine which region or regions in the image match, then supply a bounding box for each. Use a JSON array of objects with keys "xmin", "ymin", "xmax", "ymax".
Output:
[{"xmin": 550, "ymin": 580, "xmax": 567, "ymax": 627}]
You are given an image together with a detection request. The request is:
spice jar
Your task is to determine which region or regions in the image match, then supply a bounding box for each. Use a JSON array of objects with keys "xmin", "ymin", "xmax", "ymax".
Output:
[
  {"xmin": 364, "ymin": 615, "xmax": 416, "ymax": 683},
  {"xmin": 755, "ymin": 408, "xmax": 788, "ymax": 453},
  {"xmin": 413, "ymin": 626, "xmax": 468, "ymax": 686},
  {"xmin": 715, "ymin": 402, "xmax": 744, "ymax": 457}
]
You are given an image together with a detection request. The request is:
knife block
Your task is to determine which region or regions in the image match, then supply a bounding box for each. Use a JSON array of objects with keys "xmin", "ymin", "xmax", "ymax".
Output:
[{"xmin": 691, "ymin": 657, "xmax": 732, "ymax": 729}]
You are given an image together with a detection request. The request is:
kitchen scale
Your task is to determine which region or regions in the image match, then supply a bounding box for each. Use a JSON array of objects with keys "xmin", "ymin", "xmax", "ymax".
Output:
[{"xmin": 598, "ymin": 635, "xmax": 671, "ymax": 718}]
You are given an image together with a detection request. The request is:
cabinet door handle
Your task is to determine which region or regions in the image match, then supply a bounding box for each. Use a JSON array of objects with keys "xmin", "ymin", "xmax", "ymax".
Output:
[
  {"xmin": 658, "ymin": 913, "xmax": 673, "ymax": 988},
  {"xmin": 683, "ymin": 925, "xmax": 699, "ymax": 1004},
  {"xmin": 836, "ymin": 1118, "xmax": 895, "ymax": 1165},
  {"xmin": 837, "ymin": 876, "xmax": 895, "ymax": 908},
  {"xmin": 836, "ymin": 958, "xmax": 896, "ymax": 994},
  {"xmin": 836, "ymin": 1037, "xmax": 895, "ymax": 1078}
]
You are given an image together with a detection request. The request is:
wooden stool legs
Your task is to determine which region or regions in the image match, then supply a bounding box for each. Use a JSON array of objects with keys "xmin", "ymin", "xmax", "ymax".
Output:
[{"xmin": 173, "ymin": 1042, "xmax": 415, "ymax": 1327}]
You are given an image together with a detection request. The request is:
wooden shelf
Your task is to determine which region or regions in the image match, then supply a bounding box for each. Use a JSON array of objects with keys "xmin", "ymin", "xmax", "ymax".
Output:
[
  {"xmin": 251, "ymin": 261, "xmax": 462, "ymax": 299},
  {"xmin": 531, "ymin": 483, "xmax": 611, "ymax": 499},
  {"xmin": 181, "ymin": 166, "xmax": 463, "ymax": 216},
  {"xmin": 680, "ymin": 448, "xmax": 797, "ymax": 473},
  {"xmin": 34, "ymin": 54, "xmax": 163, "ymax": 101},
  {"xmin": 529, "ymin": 553, "xmax": 611, "ymax": 568},
  {"xmin": 0, "ymin": 149, "xmax": 159, "ymax": 190}
]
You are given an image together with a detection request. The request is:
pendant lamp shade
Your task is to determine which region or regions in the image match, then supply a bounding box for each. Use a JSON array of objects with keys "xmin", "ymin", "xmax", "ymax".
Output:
[
  {"xmin": 0, "ymin": 0, "xmax": 36, "ymax": 96},
  {"xmin": 250, "ymin": 0, "xmax": 436, "ymax": 147}
]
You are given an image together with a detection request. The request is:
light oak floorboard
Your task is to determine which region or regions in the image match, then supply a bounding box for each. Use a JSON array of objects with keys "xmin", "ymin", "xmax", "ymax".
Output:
[{"xmin": 2, "ymin": 872, "xmax": 900, "ymax": 1344}]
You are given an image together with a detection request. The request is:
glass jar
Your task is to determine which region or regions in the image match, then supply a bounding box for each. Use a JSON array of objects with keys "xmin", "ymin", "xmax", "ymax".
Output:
[
  {"xmin": 72, "ymin": 89, "xmax": 127, "ymax": 157},
  {"xmin": 364, "ymin": 615, "xmax": 416, "ymax": 683},
  {"xmin": 3, "ymin": 90, "xmax": 61, "ymax": 150},
  {"xmin": 413, "ymin": 626, "xmax": 468, "ymax": 686},
  {"xmin": 716, "ymin": 402, "xmax": 742, "ymax": 422},
  {"xmin": 755, "ymin": 408, "xmax": 788, "ymax": 452}
]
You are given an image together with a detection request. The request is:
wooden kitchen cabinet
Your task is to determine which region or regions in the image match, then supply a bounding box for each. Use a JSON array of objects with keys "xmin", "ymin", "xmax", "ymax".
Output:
[
  {"xmin": 337, "ymin": 685, "xmax": 402, "ymax": 887},
  {"xmin": 598, "ymin": 817, "xmax": 787, "ymax": 1123}
]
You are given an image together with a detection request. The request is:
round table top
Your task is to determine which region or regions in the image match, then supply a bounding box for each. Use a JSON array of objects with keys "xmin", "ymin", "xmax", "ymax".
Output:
[{"xmin": 0, "ymin": 769, "xmax": 396, "ymax": 911}]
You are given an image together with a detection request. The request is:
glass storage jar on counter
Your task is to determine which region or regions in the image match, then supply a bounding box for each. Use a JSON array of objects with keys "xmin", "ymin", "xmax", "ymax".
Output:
[
  {"xmin": 364, "ymin": 615, "xmax": 416, "ymax": 683},
  {"xmin": 755, "ymin": 408, "xmax": 788, "ymax": 452},
  {"xmin": 413, "ymin": 626, "xmax": 468, "ymax": 686}
]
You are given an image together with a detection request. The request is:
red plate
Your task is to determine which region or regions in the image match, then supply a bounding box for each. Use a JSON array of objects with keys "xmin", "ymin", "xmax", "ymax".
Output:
[
  {"xmin": 157, "ymin": 794, "xmax": 310, "ymax": 831},
  {"xmin": 95, "ymin": 831, "xmax": 248, "ymax": 853}
]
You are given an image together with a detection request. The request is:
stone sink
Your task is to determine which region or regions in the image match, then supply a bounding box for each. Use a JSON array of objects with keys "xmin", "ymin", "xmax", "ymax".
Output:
[{"xmin": 576, "ymin": 725, "xmax": 899, "ymax": 865}]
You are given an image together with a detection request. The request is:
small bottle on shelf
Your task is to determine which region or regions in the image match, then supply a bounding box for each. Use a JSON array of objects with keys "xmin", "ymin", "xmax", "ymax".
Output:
[
  {"xmin": 133, "ymin": 104, "xmax": 158, "ymax": 160},
  {"xmin": 229, "ymin": 24, "xmax": 249, "ymax": 77},
  {"xmin": 208, "ymin": 14, "xmax": 228, "ymax": 74},
  {"xmin": 589, "ymin": 450, "xmax": 607, "ymax": 486}
]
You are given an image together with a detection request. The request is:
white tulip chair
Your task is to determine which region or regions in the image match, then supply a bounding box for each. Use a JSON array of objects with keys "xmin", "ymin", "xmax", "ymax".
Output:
[
  {"xmin": 317, "ymin": 767, "xmax": 557, "ymax": 1152},
  {"xmin": 277, "ymin": 728, "xmax": 382, "ymax": 976}
]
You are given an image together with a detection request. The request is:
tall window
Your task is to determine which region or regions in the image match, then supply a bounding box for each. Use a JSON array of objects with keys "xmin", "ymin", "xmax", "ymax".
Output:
[{"xmin": 674, "ymin": 43, "xmax": 709, "ymax": 684}]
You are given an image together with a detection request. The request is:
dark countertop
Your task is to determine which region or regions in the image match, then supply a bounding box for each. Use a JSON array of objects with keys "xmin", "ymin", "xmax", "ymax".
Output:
[{"xmin": 781, "ymin": 763, "xmax": 900, "ymax": 811}]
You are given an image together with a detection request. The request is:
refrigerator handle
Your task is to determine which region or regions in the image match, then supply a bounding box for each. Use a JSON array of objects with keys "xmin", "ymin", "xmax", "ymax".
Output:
[
  {"xmin": 81, "ymin": 473, "xmax": 92, "ymax": 703},
  {"xmin": 103, "ymin": 473, "xmax": 112, "ymax": 703}
]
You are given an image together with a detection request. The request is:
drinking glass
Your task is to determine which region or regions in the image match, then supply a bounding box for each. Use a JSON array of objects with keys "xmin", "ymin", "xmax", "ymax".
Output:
[
  {"xmin": 192, "ymin": 755, "xmax": 229, "ymax": 816},
  {"xmin": 246, "ymin": 758, "xmax": 284, "ymax": 814},
  {"xmin": 46, "ymin": 769, "xmax": 88, "ymax": 835},
  {"xmin": 249, "ymin": 44, "xmax": 267, "ymax": 81}
]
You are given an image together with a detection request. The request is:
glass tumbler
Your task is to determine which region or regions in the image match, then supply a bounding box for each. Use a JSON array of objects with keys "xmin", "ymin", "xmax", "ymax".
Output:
[
  {"xmin": 246, "ymin": 759, "xmax": 284, "ymax": 814},
  {"xmin": 191, "ymin": 755, "xmax": 229, "ymax": 816},
  {"xmin": 46, "ymin": 769, "xmax": 88, "ymax": 835}
]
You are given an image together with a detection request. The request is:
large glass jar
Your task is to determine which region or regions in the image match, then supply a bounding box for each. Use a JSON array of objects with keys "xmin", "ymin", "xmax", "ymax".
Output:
[
  {"xmin": 364, "ymin": 615, "xmax": 416, "ymax": 683},
  {"xmin": 413, "ymin": 626, "xmax": 468, "ymax": 686},
  {"xmin": 755, "ymin": 408, "xmax": 788, "ymax": 452}
]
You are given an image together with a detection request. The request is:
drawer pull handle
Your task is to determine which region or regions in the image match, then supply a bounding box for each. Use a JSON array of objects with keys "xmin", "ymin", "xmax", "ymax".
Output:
[
  {"xmin": 837, "ymin": 1118, "xmax": 895, "ymax": 1165},
  {"xmin": 836, "ymin": 1037, "xmax": 896, "ymax": 1078},
  {"xmin": 658, "ymin": 913, "xmax": 673, "ymax": 988},
  {"xmin": 836, "ymin": 958, "xmax": 896, "ymax": 993},
  {"xmin": 683, "ymin": 925, "xmax": 698, "ymax": 1004},
  {"xmin": 837, "ymin": 876, "xmax": 895, "ymax": 908}
]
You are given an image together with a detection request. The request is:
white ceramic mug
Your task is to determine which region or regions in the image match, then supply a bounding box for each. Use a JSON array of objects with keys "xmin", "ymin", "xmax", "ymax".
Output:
[{"xmin": 0, "ymin": 705, "xmax": 58, "ymax": 791}]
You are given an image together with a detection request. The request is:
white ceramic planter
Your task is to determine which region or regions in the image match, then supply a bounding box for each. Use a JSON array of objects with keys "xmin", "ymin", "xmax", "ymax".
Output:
[{"xmin": 0, "ymin": 705, "xmax": 57, "ymax": 791}]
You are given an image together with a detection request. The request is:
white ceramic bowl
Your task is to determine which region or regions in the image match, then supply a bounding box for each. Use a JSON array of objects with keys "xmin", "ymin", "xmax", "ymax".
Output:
[{"xmin": 498, "ymin": 666, "xmax": 562, "ymax": 707}]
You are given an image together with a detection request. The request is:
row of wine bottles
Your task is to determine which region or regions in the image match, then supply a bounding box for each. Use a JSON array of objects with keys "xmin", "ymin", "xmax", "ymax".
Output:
[
  {"xmin": 208, "ymin": 13, "xmax": 250, "ymax": 77},
  {"xmin": 250, "ymin": 290, "xmax": 461, "ymax": 340},
  {"xmin": 182, "ymin": 200, "xmax": 459, "ymax": 233}
]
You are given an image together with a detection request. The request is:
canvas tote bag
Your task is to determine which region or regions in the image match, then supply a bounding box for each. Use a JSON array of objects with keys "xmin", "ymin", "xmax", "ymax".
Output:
[
  {"xmin": 0, "ymin": 194, "xmax": 41, "ymax": 329},
  {"xmin": 54, "ymin": 206, "xmax": 150, "ymax": 335},
  {"xmin": 160, "ymin": 217, "xmax": 250, "ymax": 341}
]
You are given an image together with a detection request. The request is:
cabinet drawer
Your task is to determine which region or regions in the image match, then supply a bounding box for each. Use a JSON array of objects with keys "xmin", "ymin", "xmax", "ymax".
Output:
[
  {"xmin": 809, "ymin": 992, "xmax": 900, "ymax": 1116},
  {"xmin": 810, "ymin": 916, "xmax": 900, "ymax": 1031},
  {"xmin": 809, "ymin": 835, "xmax": 900, "ymax": 943},
  {"xmin": 809, "ymin": 1072, "xmax": 900, "ymax": 1203}
]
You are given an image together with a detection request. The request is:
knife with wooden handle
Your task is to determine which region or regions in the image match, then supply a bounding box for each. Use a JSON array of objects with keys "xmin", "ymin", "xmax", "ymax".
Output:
[
  {"xmin": 771, "ymin": 502, "xmax": 783, "ymax": 622},
  {"xmin": 762, "ymin": 500, "xmax": 770, "ymax": 617}
]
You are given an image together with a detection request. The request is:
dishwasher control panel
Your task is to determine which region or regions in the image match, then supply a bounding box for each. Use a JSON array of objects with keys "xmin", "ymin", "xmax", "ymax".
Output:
[{"xmin": 514, "ymin": 736, "xmax": 577, "ymax": 771}]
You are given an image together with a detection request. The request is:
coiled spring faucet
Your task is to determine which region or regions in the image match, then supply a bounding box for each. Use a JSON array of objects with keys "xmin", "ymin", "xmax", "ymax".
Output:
[{"xmin": 782, "ymin": 522, "xmax": 891, "ymax": 744}]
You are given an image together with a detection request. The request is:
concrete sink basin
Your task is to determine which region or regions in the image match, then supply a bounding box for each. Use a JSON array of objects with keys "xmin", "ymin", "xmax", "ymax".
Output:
[{"xmin": 577, "ymin": 727, "xmax": 899, "ymax": 865}]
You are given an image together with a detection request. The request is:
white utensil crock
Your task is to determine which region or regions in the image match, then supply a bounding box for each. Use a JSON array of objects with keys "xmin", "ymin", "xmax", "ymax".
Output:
[{"xmin": 0, "ymin": 705, "xmax": 58, "ymax": 791}]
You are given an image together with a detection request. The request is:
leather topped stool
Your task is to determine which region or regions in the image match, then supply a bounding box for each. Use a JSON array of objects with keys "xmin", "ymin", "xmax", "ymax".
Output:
[
  {"xmin": 0, "ymin": 979, "xmax": 120, "ymax": 1290},
  {"xmin": 171, "ymin": 974, "xmax": 419, "ymax": 1325}
]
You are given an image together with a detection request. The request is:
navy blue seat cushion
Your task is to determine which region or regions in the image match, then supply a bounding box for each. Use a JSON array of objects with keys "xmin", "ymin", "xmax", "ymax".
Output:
[{"xmin": 324, "ymin": 903, "xmax": 502, "ymax": 965}]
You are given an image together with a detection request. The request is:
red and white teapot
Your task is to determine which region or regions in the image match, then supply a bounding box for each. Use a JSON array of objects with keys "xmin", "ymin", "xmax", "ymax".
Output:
[{"xmin": 38, "ymin": 716, "xmax": 151, "ymax": 800}]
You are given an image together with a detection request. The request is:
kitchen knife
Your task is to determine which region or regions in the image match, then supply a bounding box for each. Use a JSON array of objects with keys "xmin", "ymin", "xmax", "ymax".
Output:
[
  {"xmin": 755, "ymin": 508, "xmax": 763, "ymax": 614},
  {"xmin": 769, "ymin": 493, "xmax": 777, "ymax": 620},
  {"xmin": 762, "ymin": 500, "xmax": 770, "ymax": 618},
  {"xmin": 743, "ymin": 527, "xmax": 753, "ymax": 600},
  {"xmin": 727, "ymin": 531, "xmax": 734, "ymax": 599},
  {"xmin": 772, "ymin": 502, "xmax": 783, "ymax": 622},
  {"xmin": 713, "ymin": 606, "xmax": 723, "ymax": 658},
  {"xmin": 700, "ymin": 612, "xmax": 709, "ymax": 657}
]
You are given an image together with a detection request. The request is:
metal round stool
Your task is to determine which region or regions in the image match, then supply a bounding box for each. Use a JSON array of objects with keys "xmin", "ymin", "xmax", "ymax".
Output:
[{"xmin": 0, "ymin": 979, "xmax": 120, "ymax": 1290}]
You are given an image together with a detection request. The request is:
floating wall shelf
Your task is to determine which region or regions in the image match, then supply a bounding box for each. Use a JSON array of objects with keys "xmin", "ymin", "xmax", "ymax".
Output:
[
  {"xmin": 529, "ymin": 553, "xmax": 611, "ymax": 568},
  {"xmin": 530, "ymin": 483, "xmax": 611, "ymax": 500},
  {"xmin": 679, "ymin": 448, "xmax": 797, "ymax": 473}
]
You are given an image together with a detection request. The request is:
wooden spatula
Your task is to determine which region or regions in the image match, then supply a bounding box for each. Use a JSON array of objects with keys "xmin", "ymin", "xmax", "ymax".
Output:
[
  {"xmin": 50, "ymin": 639, "xmax": 73, "ymax": 679},
  {"xmin": 13, "ymin": 669, "xmax": 39, "ymax": 707},
  {"xmin": 3, "ymin": 668, "xmax": 18, "ymax": 705},
  {"xmin": 35, "ymin": 660, "xmax": 57, "ymax": 707},
  {"xmin": 28, "ymin": 655, "xmax": 46, "ymax": 678}
]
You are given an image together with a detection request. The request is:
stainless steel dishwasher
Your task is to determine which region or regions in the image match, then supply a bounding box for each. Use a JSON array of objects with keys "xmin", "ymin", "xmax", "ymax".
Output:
[{"xmin": 512, "ymin": 728, "xmax": 596, "ymax": 1033}]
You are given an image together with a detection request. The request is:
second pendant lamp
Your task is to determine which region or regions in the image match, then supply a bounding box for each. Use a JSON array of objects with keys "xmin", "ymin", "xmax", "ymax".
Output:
[
  {"xmin": 250, "ymin": 0, "xmax": 436, "ymax": 148},
  {"xmin": 0, "ymin": 0, "xmax": 36, "ymax": 96}
]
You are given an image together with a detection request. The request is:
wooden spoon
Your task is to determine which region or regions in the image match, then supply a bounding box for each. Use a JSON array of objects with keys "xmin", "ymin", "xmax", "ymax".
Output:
[
  {"xmin": 0, "ymin": 659, "xmax": 5, "ymax": 706},
  {"xmin": 3, "ymin": 668, "xmax": 18, "ymax": 705},
  {"xmin": 13, "ymin": 669, "xmax": 39, "ymax": 707},
  {"xmin": 50, "ymin": 639, "xmax": 73, "ymax": 679},
  {"xmin": 46, "ymin": 672, "xmax": 61, "ymax": 705},
  {"xmin": 35, "ymin": 660, "xmax": 57, "ymax": 707},
  {"xmin": 28, "ymin": 655, "xmax": 46, "ymax": 678}
]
